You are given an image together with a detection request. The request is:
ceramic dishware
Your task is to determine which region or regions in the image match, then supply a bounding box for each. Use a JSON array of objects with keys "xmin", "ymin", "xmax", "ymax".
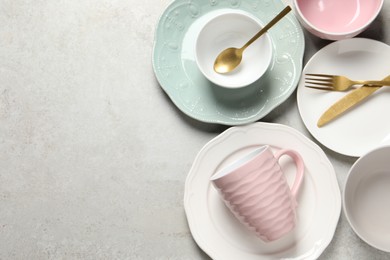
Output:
[
  {"xmin": 196, "ymin": 11, "xmax": 272, "ymax": 88},
  {"xmin": 297, "ymin": 38, "xmax": 390, "ymax": 157},
  {"xmin": 184, "ymin": 122, "xmax": 341, "ymax": 260},
  {"xmin": 210, "ymin": 145, "xmax": 304, "ymax": 242},
  {"xmin": 153, "ymin": 0, "xmax": 305, "ymax": 125},
  {"xmin": 294, "ymin": 0, "xmax": 384, "ymax": 40},
  {"xmin": 343, "ymin": 144, "xmax": 390, "ymax": 252}
]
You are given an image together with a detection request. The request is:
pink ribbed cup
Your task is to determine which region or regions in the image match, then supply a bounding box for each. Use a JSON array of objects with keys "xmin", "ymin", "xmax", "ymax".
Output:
[{"xmin": 210, "ymin": 145, "xmax": 304, "ymax": 242}]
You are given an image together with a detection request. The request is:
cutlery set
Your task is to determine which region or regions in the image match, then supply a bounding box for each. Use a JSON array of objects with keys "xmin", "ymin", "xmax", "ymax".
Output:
[{"xmin": 305, "ymin": 74, "xmax": 390, "ymax": 126}]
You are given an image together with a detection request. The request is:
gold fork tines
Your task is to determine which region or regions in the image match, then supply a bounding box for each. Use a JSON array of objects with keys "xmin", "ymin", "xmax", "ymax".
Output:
[
  {"xmin": 305, "ymin": 74, "xmax": 339, "ymax": 90},
  {"xmin": 305, "ymin": 73, "xmax": 390, "ymax": 91}
]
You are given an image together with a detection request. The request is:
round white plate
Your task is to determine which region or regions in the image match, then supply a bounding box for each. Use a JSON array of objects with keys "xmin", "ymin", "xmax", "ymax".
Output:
[
  {"xmin": 184, "ymin": 122, "xmax": 341, "ymax": 260},
  {"xmin": 297, "ymin": 38, "xmax": 390, "ymax": 157}
]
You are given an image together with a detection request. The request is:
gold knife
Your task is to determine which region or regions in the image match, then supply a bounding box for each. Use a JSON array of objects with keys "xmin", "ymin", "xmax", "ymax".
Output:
[{"xmin": 317, "ymin": 75, "xmax": 390, "ymax": 127}]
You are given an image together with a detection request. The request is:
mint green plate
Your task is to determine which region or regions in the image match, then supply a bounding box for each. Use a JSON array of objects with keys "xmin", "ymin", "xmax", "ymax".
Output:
[{"xmin": 153, "ymin": 0, "xmax": 304, "ymax": 125}]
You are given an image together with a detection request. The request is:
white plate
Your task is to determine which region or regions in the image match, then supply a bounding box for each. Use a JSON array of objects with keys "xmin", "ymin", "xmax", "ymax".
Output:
[
  {"xmin": 184, "ymin": 122, "xmax": 341, "ymax": 260},
  {"xmin": 297, "ymin": 38, "xmax": 390, "ymax": 157}
]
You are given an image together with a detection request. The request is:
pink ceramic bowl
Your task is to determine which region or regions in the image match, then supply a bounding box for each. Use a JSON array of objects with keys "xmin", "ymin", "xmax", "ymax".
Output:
[{"xmin": 294, "ymin": 0, "xmax": 383, "ymax": 40}]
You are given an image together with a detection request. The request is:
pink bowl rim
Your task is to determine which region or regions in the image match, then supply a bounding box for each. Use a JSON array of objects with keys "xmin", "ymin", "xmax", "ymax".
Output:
[{"xmin": 293, "ymin": 0, "xmax": 384, "ymax": 37}]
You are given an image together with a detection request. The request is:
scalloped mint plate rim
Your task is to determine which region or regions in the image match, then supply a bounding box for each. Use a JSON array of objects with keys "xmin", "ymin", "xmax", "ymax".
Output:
[{"xmin": 152, "ymin": 0, "xmax": 305, "ymax": 125}]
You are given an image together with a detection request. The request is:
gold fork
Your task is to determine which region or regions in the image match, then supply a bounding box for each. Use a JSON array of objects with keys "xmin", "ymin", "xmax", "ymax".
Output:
[{"xmin": 305, "ymin": 73, "xmax": 390, "ymax": 91}]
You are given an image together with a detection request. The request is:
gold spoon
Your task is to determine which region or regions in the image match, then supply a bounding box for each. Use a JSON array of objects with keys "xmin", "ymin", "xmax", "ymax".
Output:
[{"xmin": 213, "ymin": 6, "xmax": 292, "ymax": 74}]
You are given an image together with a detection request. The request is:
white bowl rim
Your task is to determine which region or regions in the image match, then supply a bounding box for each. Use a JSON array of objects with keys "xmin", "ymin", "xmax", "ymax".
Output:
[
  {"xmin": 195, "ymin": 11, "xmax": 273, "ymax": 89},
  {"xmin": 342, "ymin": 144, "xmax": 390, "ymax": 252},
  {"xmin": 293, "ymin": 0, "xmax": 384, "ymax": 37}
]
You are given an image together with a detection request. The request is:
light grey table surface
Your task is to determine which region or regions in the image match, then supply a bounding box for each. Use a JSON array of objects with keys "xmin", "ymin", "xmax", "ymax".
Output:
[{"xmin": 0, "ymin": 1, "xmax": 389, "ymax": 259}]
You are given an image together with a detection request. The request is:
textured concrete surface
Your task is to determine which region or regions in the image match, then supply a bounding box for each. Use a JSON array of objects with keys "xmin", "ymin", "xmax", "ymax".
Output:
[{"xmin": 0, "ymin": 0, "xmax": 389, "ymax": 259}]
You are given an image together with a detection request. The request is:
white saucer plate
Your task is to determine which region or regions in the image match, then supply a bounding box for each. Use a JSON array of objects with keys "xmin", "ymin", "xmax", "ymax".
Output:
[
  {"xmin": 184, "ymin": 122, "xmax": 341, "ymax": 260},
  {"xmin": 297, "ymin": 38, "xmax": 390, "ymax": 157}
]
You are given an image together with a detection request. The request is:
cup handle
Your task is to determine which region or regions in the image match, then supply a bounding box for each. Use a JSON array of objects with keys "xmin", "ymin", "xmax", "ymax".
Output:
[{"xmin": 274, "ymin": 149, "xmax": 304, "ymax": 199}]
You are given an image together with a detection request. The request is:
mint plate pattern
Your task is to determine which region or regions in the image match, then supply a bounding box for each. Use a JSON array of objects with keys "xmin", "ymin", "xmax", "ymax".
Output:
[{"xmin": 153, "ymin": 0, "xmax": 304, "ymax": 125}]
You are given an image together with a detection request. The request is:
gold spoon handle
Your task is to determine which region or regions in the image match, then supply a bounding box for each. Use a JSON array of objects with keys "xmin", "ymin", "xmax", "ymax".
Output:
[{"xmin": 241, "ymin": 5, "xmax": 292, "ymax": 50}]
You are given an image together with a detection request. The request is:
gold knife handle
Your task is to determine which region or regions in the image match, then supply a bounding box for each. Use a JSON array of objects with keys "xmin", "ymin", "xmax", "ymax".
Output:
[{"xmin": 354, "ymin": 80, "xmax": 390, "ymax": 86}]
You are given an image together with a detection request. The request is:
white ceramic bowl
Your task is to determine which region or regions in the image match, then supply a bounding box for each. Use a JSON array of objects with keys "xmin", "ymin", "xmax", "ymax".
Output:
[
  {"xmin": 343, "ymin": 144, "xmax": 390, "ymax": 252},
  {"xmin": 195, "ymin": 11, "xmax": 273, "ymax": 89},
  {"xmin": 294, "ymin": 0, "xmax": 384, "ymax": 41}
]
